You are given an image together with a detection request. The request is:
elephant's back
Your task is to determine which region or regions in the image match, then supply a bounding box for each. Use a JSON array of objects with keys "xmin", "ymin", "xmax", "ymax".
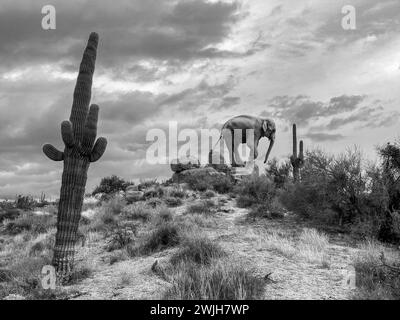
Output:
[{"xmin": 223, "ymin": 115, "xmax": 260, "ymax": 129}]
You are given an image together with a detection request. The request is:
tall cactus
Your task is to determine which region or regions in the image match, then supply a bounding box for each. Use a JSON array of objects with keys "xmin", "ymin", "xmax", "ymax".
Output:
[
  {"xmin": 42, "ymin": 32, "xmax": 107, "ymax": 282},
  {"xmin": 290, "ymin": 124, "xmax": 304, "ymax": 182}
]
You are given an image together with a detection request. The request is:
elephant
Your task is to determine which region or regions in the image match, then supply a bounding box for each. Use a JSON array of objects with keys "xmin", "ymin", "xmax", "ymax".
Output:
[{"xmin": 212, "ymin": 115, "xmax": 276, "ymax": 167}]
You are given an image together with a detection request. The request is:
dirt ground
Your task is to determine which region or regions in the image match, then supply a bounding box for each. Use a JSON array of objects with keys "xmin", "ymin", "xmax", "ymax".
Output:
[{"xmin": 66, "ymin": 195, "xmax": 361, "ymax": 300}]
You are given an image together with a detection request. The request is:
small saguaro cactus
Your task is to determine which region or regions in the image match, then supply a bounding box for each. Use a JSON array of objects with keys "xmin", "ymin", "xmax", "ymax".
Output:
[
  {"xmin": 290, "ymin": 124, "xmax": 304, "ymax": 182},
  {"xmin": 42, "ymin": 32, "xmax": 107, "ymax": 282}
]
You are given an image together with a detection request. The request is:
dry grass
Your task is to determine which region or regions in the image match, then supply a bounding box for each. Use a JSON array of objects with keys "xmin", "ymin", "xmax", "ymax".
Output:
[
  {"xmin": 170, "ymin": 237, "xmax": 226, "ymax": 266},
  {"xmin": 186, "ymin": 200, "xmax": 216, "ymax": 215},
  {"xmin": 298, "ymin": 228, "xmax": 329, "ymax": 265},
  {"xmin": 164, "ymin": 259, "xmax": 265, "ymax": 300},
  {"xmin": 353, "ymin": 240, "xmax": 400, "ymax": 300},
  {"xmin": 256, "ymin": 228, "xmax": 330, "ymax": 266}
]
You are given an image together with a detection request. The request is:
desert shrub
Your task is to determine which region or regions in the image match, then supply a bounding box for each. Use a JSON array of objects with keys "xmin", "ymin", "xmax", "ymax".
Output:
[
  {"xmin": 143, "ymin": 186, "xmax": 165, "ymax": 199},
  {"xmin": 164, "ymin": 197, "xmax": 183, "ymax": 207},
  {"xmin": 68, "ymin": 264, "xmax": 93, "ymax": 285},
  {"xmin": 0, "ymin": 254, "xmax": 53, "ymax": 300},
  {"xmin": 128, "ymin": 223, "xmax": 181, "ymax": 256},
  {"xmin": 0, "ymin": 208, "xmax": 21, "ymax": 223},
  {"xmin": 280, "ymin": 146, "xmax": 400, "ymax": 243},
  {"xmin": 164, "ymin": 260, "xmax": 264, "ymax": 300},
  {"xmin": 203, "ymin": 190, "xmax": 215, "ymax": 198},
  {"xmin": 109, "ymin": 250, "xmax": 128, "ymax": 265},
  {"xmin": 14, "ymin": 195, "xmax": 36, "ymax": 210},
  {"xmin": 167, "ymin": 188, "xmax": 186, "ymax": 199},
  {"xmin": 28, "ymin": 234, "xmax": 55, "ymax": 257},
  {"xmin": 266, "ymin": 158, "xmax": 291, "ymax": 188},
  {"xmin": 211, "ymin": 176, "xmax": 234, "ymax": 194},
  {"xmin": 170, "ymin": 237, "xmax": 226, "ymax": 266},
  {"xmin": 146, "ymin": 197, "xmax": 163, "ymax": 208},
  {"xmin": 5, "ymin": 213, "xmax": 56, "ymax": 235},
  {"xmin": 153, "ymin": 207, "xmax": 173, "ymax": 224},
  {"xmin": 101, "ymin": 196, "xmax": 126, "ymax": 215},
  {"xmin": 185, "ymin": 172, "xmax": 233, "ymax": 193},
  {"xmin": 186, "ymin": 200, "xmax": 215, "ymax": 215},
  {"xmin": 248, "ymin": 199, "xmax": 285, "ymax": 220},
  {"xmin": 122, "ymin": 202, "xmax": 154, "ymax": 222},
  {"xmin": 138, "ymin": 179, "xmax": 159, "ymax": 190},
  {"xmin": 235, "ymin": 175, "xmax": 277, "ymax": 208},
  {"xmin": 89, "ymin": 208, "xmax": 118, "ymax": 232},
  {"xmin": 353, "ymin": 241, "xmax": 400, "ymax": 299},
  {"xmin": 92, "ymin": 175, "xmax": 133, "ymax": 197},
  {"xmin": 107, "ymin": 223, "xmax": 137, "ymax": 252}
]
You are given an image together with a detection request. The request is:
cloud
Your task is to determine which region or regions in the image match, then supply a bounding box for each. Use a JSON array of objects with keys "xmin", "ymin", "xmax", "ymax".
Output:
[
  {"xmin": 0, "ymin": 0, "xmax": 243, "ymax": 73},
  {"xmin": 267, "ymin": 94, "xmax": 365, "ymax": 125},
  {"xmin": 305, "ymin": 132, "xmax": 345, "ymax": 142}
]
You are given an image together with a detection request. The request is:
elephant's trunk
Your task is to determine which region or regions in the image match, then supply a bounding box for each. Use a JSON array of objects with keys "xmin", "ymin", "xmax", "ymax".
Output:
[{"xmin": 264, "ymin": 136, "xmax": 275, "ymax": 163}]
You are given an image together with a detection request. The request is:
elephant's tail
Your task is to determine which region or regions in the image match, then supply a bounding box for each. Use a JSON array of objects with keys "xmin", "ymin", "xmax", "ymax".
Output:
[
  {"xmin": 211, "ymin": 135, "xmax": 223, "ymax": 152},
  {"xmin": 210, "ymin": 122, "xmax": 228, "ymax": 152}
]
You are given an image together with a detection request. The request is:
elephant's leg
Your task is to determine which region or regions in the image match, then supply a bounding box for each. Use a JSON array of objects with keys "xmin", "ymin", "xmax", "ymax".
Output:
[
  {"xmin": 246, "ymin": 140, "xmax": 257, "ymax": 162},
  {"xmin": 222, "ymin": 129, "xmax": 236, "ymax": 167},
  {"xmin": 233, "ymin": 142, "xmax": 245, "ymax": 167}
]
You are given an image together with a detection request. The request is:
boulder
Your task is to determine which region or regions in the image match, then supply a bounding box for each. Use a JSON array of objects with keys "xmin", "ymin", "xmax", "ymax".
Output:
[
  {"xmin": 172, "ymin": 167, "xmax": 226, "ymax": 184},
  {"xmin": 125, "ymin": 185, "xmax": 144, "ymax": 202},
  {"xmin": 170, "ymin": 157, "xmax": 200, "ymax": 173}
]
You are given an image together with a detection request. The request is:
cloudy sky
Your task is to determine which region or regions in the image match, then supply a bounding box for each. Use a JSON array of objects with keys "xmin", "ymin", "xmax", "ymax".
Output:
[{"xmin": 0, "ymin": 0, "xmax": 400, "ymax": 197}]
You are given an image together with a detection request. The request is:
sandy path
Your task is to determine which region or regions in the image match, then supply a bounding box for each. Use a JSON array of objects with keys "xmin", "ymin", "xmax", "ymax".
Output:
[{"xmin": 68, "ymin": 195, "xmax": 360, "ymax": 300}]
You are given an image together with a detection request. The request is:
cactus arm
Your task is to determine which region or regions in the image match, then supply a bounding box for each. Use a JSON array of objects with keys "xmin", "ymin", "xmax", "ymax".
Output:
[
  {"xmin": 70, "ymin": 32, "xmax": 98, "ymax": 142},
  {"xmin": 291, "ymin": 124, "xmax": 304, "ymax": 182},
  {"xmin": 90, "ymin": 137, "xmax": 107, "ymax": 162},
  {"xmin": 61, "ymin": 121, "xmax": 75, "ymax": 147},
  {"xmin": 299, "ymin": 140, "xmax": 304, "ymax": 161},
  {"xmin": 43, "ymin": 144, "xmax": 64, "ymax": 161},
  {"xmin": 82, "ymin": 104, "xmax": 99, "ymax": 155},
  {"xmin": 292, "ymin": 124, "xmax": 297, "ymax": 159}
]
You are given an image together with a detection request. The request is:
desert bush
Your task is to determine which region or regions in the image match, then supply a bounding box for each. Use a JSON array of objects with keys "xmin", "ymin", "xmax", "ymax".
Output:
[
  {"xmin": 122, "ymin": 202, "xmax": 154, "ymax": 222},
  {"xmin": 164, "ymin": 197, "xmax": 183, "ymax": 207},
  {"xmin": 211, "ymin": 176, "xmax": 234, "ymax": 194},
  {"xmin": 235, "ymin": 175, "xmax": 277, "ymax": 208},
  {"xmin": 143, "ymin": 186, "xmax": 165, "ymax": 199},
  {"xmin": 353, "ymin": 240, "xmax": 400, "ymax": 299},
  {"xmin": 185, "ymin": 172, "xmax": 233, "ymax": 194},
  {"xmin": 138, "ymin": 179, "xmax": 159, "ymax": 190},
  {"xmin": 0, "ymin": 208, "xmax": 21, "ymax": 223},
  {"xmin": 89, "ymin": 208, "xmax": 118, "ymax": 232},
  {"xmin": 186, "ymin": 200, "xmax": 215, "ymax": 215},
  {"xmin": 167, "ymin": 188, "xmax": 186, "ymax": 199},
  {"xmin": 153, "ymin": 207, "xmax": 173, "ymax": 224},
  {"xmin": 109, "ymin": 250, "xmax": 129, "ymax": 265},
  {"xmin": 128, "ymin": 223, "xmax": 181, "ymax": 256},
  {"xmin": 106, "ymin": 223, "xmax": 137, "ymax": 252},
  {"xmin": 203, "ymin": 190, "xmax": 215, "ymax": 198},
  {"xmin": 14, "ymin": 195, "xmax": 36, "ymax": 210},
  {"xmin": 170, "ymin": 237, "xmax": 226, "ymax": 266},
  {"xmin": 101, "ymin": 196, "xmax": 126, "ymax": 215},
  {"xmin": 0, "ymin": 254, "xmax": 53, "ymax": 299},
  {"xmin": 146, "ymin": 197, "xmax": 163, "ymax": 208},
  {"xmin": 5, "ymin": 213, "xmax": 56, "ymax": 235},
  {"xmin": 164, "ymin": 260, "xmax": 264, "ymax": 300},
  {"xmin": 92, "ymin": 175, "xmax": 133, "ymax": 197},
  {"xmin": 248, "ymin": 199, "xmax": 285, "ymax": 220},
  {"xmin": 280, "ymin": 146, "xmax": 400, "ymax": 243},
  {"xmin": 266, "ymin": 158, "xmax": 291, "ymax": 188}
]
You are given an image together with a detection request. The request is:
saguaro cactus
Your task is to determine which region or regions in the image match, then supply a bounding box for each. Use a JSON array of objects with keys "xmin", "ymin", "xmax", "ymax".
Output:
[
  {"xmin": 42, "ymin": 32, "xmax": 107, "ymax": 281},
  {"xmin": 290, "ymin": 124, "xmax": 304, "ymax": 182}
]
